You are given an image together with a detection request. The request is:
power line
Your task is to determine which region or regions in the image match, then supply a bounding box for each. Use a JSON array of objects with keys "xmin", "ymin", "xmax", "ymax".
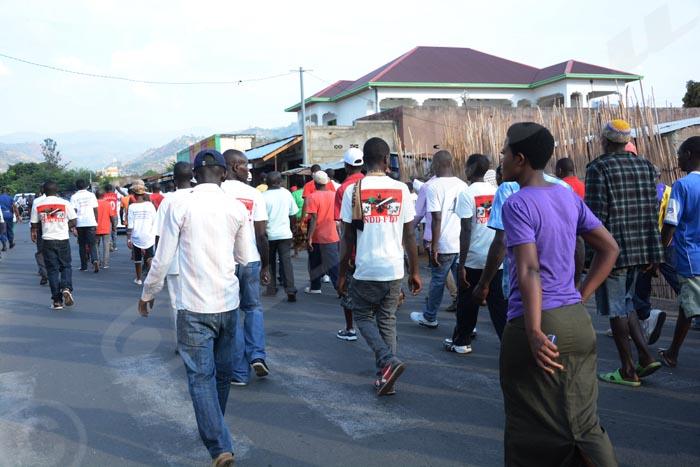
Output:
[{"xmin": 0, "ymin": 51, "xmax": 294, "ymax": 85}]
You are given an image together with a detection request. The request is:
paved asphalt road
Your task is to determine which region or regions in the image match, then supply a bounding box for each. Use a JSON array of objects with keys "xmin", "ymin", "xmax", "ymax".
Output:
[{"xmin": 1, "ymin": 222, "xmax": 699, "ymax": 467}]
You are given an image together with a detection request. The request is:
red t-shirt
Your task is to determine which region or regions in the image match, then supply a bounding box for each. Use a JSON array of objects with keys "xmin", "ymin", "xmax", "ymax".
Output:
[
  {"xmin": 563, "ymin": 176, "xmax": 585, "ymax": 200},
  {"xmin": 150, "ymin": 192, "xmax": 165, "ymax": 210},
  {"xmin": 306, "ymin": 190, "xmax": 339, "ymax": 244},
  {"xmin": 334, "ymin": 172, "xmax": 364, "ymax": 220},
  {"xmin": 103, "ymin": 192, "xmax": 118, "ymax": 217},
  {"xmin": 302, "ymin": 178, "xmax": 336, "ymax": 199},
  {"xmin": 96, "ymin": 199, "xmax": 112, "ymax": 235}
]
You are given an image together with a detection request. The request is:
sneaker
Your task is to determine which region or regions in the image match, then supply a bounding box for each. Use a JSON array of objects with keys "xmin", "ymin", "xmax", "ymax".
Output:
[
  {"xmin": 211, "ymin": 451, "xmax": 235, "ymax": 467},
  {"xmin": 375, "ymin": 361, "xmax": 405, "ymax": 396},
  {"xmin": 645, "ymin": 309, "xmax": 666, "ymax": 345},
  {"xmin": 442, "ymin": 338, "xmax": 472, "ymax": 353},
  {"xmin": 322, "ymin": 274, "xmax": 331, "ymax": 283},
  {"xmin": 134, "ymin": 278, "xmax": 143, "ymax": 285},
  {"xmin": 374, "ymin": 379, "xmax": 397, "ymax": 395},
  {"xmin": 50, "ymin": 302, "xmax": 63, "ymax": 310},
  {"xmin": 102, "ymin": 265, "xmax": 109, "ymax": 269},
  {"xmin": 9, "ymin": 240, "xmax": 14, "ymax": 249},
  {"xmin": 471, "ymin": 327, "xmax": 478, "ymax": 339},
  {"xmin": 337, "ymin": 329, "xmax": 358, "ymax": 341},
  {"xmin": 287, "ymin": 293, "xmax": 297, "ymax": 302},
  {"xmin": 40, "ymin": 276, "xmax": 48, "ymax": 285},
  {"xmin": 79, "ymin": 268, "xmax": 88, "ymax": 272},
  {"xmin": 304, "ymin": 286, "xmax": 322, "ymax": 295},
  {"xmin": 62, "ymin": 289, "xmax": 74, "ymax": 307},
  {"xmin": 93, "ymin": 261, "xmax": 99, "ymax": 273},
  {"xmin": 605, "ymin": 328, "xmax": 614, "ymax": 337},
  {"xmin": 251, "ymin": 358, "xmax": 270, "ymax": 377},
  {"xmin": 692, "ymin": 318, "xmax": 700, "ymax": 330},
  {"xmin": 230, "ymin": 378, "xmax": 248, "ymax": 386},
  {"xmin": 410, "ymin": 311, "xmax": 438, "ymax": 328}
]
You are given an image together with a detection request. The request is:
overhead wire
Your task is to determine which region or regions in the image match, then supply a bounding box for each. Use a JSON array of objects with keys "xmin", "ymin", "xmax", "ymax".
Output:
[{"xmin": 0, "ymin": 52, "xmax": 294, "ymax": 85}]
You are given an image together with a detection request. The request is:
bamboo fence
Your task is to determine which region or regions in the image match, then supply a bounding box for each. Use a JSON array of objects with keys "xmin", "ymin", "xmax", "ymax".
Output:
[{"xmin": 395, "ymin": 98, "xmax": 700, "ymax": 300}]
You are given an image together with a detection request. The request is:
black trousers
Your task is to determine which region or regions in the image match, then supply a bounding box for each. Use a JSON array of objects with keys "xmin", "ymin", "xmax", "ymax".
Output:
[
  {"xmin": 269, "ymin": 238, "xmax": 296, "ymax": 294},
  {"xmin": 77, "ymin": 226, "xmax": 98, "ymax": 269},
  {"xmin": 452, "ymin": 268, "xmax": 508, "ymax": 346}
]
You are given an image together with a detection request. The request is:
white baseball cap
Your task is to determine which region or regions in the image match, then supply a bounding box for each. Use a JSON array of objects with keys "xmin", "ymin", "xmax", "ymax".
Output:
[{"xmin": 342, "ymin": 148, "xmax": 364, "ymax": 167}]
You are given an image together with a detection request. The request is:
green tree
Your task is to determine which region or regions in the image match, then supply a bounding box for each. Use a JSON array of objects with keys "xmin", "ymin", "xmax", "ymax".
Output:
[
  {"xmin": 682, "ymin": 80, "xmax": 700, "ymax": 108},
  {"xmin": 41, "ymin": 138, "xmax": 67, "ymax": 168}
]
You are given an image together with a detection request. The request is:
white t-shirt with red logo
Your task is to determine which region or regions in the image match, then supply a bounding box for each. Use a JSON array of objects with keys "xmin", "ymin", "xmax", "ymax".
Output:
[
  {"xmin": 455, "ymin": 181, "xmax": 499, "ymax": 269},
  {"xmin": 341, "ymin": 175, "xmax": 415, "ymax": 281},
  {"xmin": 221, "ymin": 180, "xmax": 267, "ymax": 263},
  {"xmin": 426, "ymin": 176, "xmax": 468, "ymax": 254},
  {"xmin": 30, "ymin": 196, "xmax": 78, "ymax": 241}
]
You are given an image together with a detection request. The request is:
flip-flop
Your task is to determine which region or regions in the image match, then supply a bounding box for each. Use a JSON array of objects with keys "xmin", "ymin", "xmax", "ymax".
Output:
[
  {"xmin": 657, "ymin": 349, "xmax": 677, "ymax": 368},
  {"xmin": 635, "ymin": 361, "xmax": 662, "ymax": 378},
  {"xmin": 598, "ymin": 369, "xmax": 641, "ymax": 387}
]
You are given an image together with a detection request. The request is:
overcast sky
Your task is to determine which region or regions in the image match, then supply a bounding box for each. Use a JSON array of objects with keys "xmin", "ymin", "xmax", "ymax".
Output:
[{"xmin": 0, "ymin": 0, "xmax": 698, "ymax": 136}]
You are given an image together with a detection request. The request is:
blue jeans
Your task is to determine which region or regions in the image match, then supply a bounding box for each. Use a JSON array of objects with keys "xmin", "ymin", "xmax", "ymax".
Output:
[
  {"xmin": 595, "ymin": 267, "xmax": 640, "ymax": 318},
  {"xmin": 232, "ymin": 261, "xmax": 266, "ymax": 382},
  {"xmin": 177, "ymin": 309, "xmax": 237, "ymax": 459},
  {"xmin": 307, "ymin": 242, "xmax": 339, "ymax": 290},
  {"xmin": 633, "ymin": 245, "xmax": 680, "ymax": 320},
  {"xmin": 422, "ymin": 253, "xmax": 459, "ymax": 321},
  {"xmin": 1, "ymin": 215, "xmax": 13, "ymax": 244},
  {"xmin": 42, "ymin": 239, "xmax": 73, "ymax": 303}
]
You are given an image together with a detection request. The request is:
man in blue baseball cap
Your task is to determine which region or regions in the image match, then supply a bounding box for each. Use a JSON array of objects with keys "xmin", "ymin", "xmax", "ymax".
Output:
[{"xmin": 138, "ymin": 148, "xmax": 251, "ymax": 467}]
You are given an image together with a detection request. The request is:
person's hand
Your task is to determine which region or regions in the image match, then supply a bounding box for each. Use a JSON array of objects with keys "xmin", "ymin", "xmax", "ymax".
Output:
[
  {"xmin": 472, "ymin": 280, "xmax": 488, "ymax": 303},
  {"xmin": 307, "ymin": 240, "xmax": 313, "ymax": 252},
  {"xmin": 337, "ymin": 274, "xmax": 347, "ymax": 297},
  {"xmin": 431, "ymin": 249, "xmax": 441, "ymax": 267},
  {"xmin": 458, "ymin": 267, "xmax": 471, "ymax": 289},
  {"xmin": 72, "ymin": 227, "xmax": 78, "ymax": 238},
  {"xmin": 408, "ymin": 273, "xmax": 422, "ymax": 296},
  {"xmin": 127, "ymin": 239, "xmax": 133, "ymax": 250},
  {"xmin": 527, "ymin": 330, "xmax": 564, "ymax": 374},
  {"xmin": 642, "ymin": 263, "xmax": 659, "ymax": 276},
  {"xmin": 31, "ymin": 230, "xmax": 37, "ymax": 243},
  {"xmin": 260, "ymin": 266, "xmax": 271, "ymax": 286},
  {"xmin": 138, "ymin": 299, "xmax": 154, "ymax": 317}
]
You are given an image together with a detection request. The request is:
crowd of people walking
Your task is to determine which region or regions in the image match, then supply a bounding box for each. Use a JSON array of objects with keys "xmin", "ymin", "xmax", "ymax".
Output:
[{"xmin": 6, "ymin": 120, "xmax": 700, "ymax": 467}]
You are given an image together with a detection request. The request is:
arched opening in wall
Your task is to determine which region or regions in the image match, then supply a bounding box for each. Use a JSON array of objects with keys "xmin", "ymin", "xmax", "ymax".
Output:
[
  {"xmin": 462, "ymin": 98, "xmax": 514, "ymax": 108},
  {"xmin": 380, "ymin": 97, "xmax": 418, "ymax": 111},
  {"xmin": 570, "ymin": 92, "xmax": 583, "ymax": 107},
  {"xmin": 422, "ymin": 98, "xmax": 458, "ymax": 108},
  {"xmin": 322, "ymin": 112, "xmax": 337, "ymax": 126},
  {"xmin": 517, "ymin": 99, "xmax": 532, "ymax": 108},
  {"xmin": 308, "ymin": 114, "xmax": 318, "ymax": 125},
  {"xmin": 537, "ymin": 94, "xmax": 565, "ymax": 107}
]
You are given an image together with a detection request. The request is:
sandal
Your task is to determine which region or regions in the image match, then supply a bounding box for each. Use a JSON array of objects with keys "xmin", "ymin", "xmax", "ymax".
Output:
[
  {"xmin": 657, "ymin": 348, "xmax": 677, "ymax": 368},
  {"xmin": 635, "ymin": 361, "xmax": 661, "ymax": 378},
  {"xmin": 598, "ymin": 369, "xmax": 641, "ymax": 387}
]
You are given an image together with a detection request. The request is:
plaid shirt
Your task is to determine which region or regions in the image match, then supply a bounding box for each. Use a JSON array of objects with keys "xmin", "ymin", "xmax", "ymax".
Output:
[{"xmin": 584, "ymin": 152, "xmax": 663, "ymax": 268}]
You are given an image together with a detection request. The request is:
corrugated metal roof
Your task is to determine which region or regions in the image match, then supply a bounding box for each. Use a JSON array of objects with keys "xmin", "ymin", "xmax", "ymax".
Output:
[{"xmin": 245, "ymin": 135, "xmax": 301, "ymax": 161}]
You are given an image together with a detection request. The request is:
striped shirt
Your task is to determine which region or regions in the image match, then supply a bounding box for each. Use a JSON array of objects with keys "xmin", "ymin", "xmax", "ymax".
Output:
[
  {"xmin": 141, "ymin": 183, "xmax": 252, "ymax": 313},
  {"xmin": 584, "ymin": 152, "xmax": 663, "ymax": 268}
]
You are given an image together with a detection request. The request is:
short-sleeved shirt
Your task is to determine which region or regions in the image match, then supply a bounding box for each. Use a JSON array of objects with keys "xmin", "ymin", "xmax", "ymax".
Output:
[
  {"xmin": 150, "ymin": 192, "xmax": 165, "ymax": 210},
  {"xmin": 584, "ymin": 152, "xmax": 663, "ymax": 268},
  {"xmin": 414, "ymin": 176, "xmax": 437, "ymax": 241},
  {"xmin": 302, "ymin": 178, "xmax": 336, "ymax": 199},
  {"xmin": 103, "ymin": 192, "xmax": 119, "ymax": 217},
  {"xmin": 426, "ymin": 176, "xmax": 468, "ymax": 254},
  {"xmin": 0, "ymin": 193, "xmax": 14, "ymax": 217},
  {"xmin": 30, "ymin": 196, "xmax": 77, "ymax": 241},
  {"xmin": 96, "ymin": 199, "xmax": 112, "ymax": 235},
  {"xmin": 70, "ymin": 189, "xmax": 98, "ymax": 227},
  {"xmin": 503, "ymin": 184, "xmax": 602, "ymax": 321},
  {"xmin": 563, "ymin": 176, "xmax": 585, "ymax": 200},
  {"xmin": 341, "ymin": 175, "xmax": 416, "ymax": 281},
  {"xmin": 335, "ymin": 172, "xmax": 364, "ymax": 220},
  {"xmin": 127, "ymin": 201, "xmax": 157, "ymax": 248},
  {"xmin": 306, "ymin": 190, "xmax": 339, "ymax": 244},
  {"xmin": 455, "ymin": 181, "xmax": 498, "ymax": 269},
  {"xmin": 262, "ymin": 187, "xmax": 298, "ymax": 240},
  {"xmin": 291, "ymin": 189, "xmax": 304, "ymax": 220},
  {"xmin": 221, "ymin": 180, "xmax": 267, "ymax": 263},
  {"xmin": 664, "ymin": 172, "xmax": 700, "ymax": 277}
]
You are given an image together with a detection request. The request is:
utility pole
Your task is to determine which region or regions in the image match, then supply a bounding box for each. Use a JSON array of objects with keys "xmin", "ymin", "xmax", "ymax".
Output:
[{"xmin": 293, "ymin": 67, "xmax": 312, "ymax": 165}]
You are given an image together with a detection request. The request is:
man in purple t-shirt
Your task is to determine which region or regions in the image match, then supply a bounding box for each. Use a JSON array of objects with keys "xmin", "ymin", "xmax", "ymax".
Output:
[{"xmin": 498, "ymin": 122, "xmax": 620, "ymax": 466}]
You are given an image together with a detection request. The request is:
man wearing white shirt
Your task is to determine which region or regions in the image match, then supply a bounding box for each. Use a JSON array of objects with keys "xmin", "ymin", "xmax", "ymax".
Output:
[
  {"xmin": 410, "ymin": 151, "xmax": 468, "ymax": 328},
  {"xmin": 70, "ymin": 179, "xmax": 99, "ymax": 272},
  {"xmin": 127, "ymin": 182, "xmax": 157, "ymax": 285},
  {"xmin": 222, "ymin": 149, "xmax": 271, "ymax": 386},
  {"xmin": 155, "ymin": 162, "xmax": 193, "ymax": 346},
  {"xmin": 261, "ymin": 171, "xmax": 298, "ymax": 301},
  {"xmin": 138, "ymin": 149, "xmax": 250, "ymax": 467}
]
